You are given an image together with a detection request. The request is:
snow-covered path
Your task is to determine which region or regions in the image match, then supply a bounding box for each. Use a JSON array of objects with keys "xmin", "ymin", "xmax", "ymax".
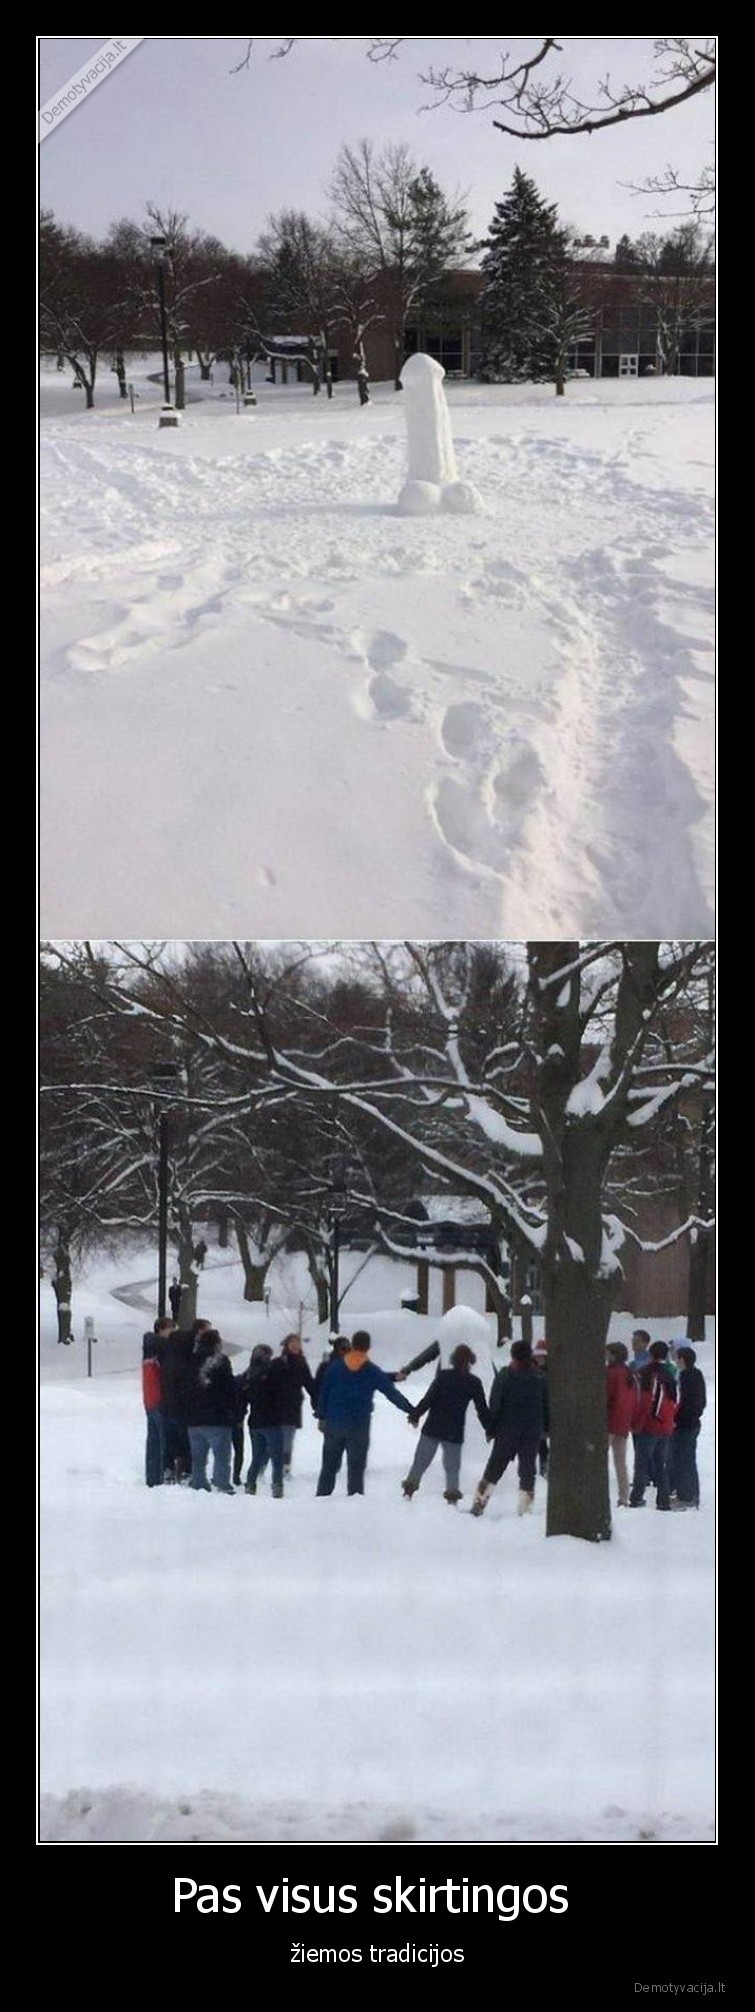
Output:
[{"xmin": 40, "ymin": 375, "xmax": 714, "ymax": 940}]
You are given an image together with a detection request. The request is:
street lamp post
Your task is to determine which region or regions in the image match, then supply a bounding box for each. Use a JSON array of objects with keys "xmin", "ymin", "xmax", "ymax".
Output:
[
  {"xmin": 150, "ymin": 235, "xmax": 179, "ymax": 428},
  {"xmin": 148, "ymin": 1062, "xmax": 181, "ymax": 1318},
  {"xmin": 328, "ymin": 1153, "xmax": 348, "ymax": 1333}
]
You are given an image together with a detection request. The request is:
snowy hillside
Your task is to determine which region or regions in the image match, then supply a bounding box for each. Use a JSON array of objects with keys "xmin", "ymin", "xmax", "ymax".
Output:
[
  {"xmin": 40, "ymin": 366, "xmax": 713, "ymax": 942},
  {"xmin": 39, "ymin": 1244, "xmax": 715, "ymax": 1844}
]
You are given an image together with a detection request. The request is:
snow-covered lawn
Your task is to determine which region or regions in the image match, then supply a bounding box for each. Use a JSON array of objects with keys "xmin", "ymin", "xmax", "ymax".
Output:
[
  {"xmin": 40, "ymin": 366, "xmax": 714, "ymax": 941},
  {"xmin": 39, "ymin": 1245, "xmax": 715, "ymax": 1844}
]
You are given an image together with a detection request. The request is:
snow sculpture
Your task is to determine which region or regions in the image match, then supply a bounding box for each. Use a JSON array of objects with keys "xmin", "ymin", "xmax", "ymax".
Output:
[
  {"xmin": 437, "ymin": 1304, "xmax": 497, "ymax": 1380},
  {"xmin": 397, "ymin": 353, "xmax": 481, "ymax": 516}
]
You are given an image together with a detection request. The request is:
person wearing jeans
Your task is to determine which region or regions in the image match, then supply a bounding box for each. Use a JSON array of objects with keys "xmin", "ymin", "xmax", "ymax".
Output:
[
  {"xmin": 243, "ymin": 1345, "xmax": 291, "ymax": 1497},
  {"xmin": 402, "ymin": 1344, "xmax": 489, "ymax": 1503},
  {"xmin": 184, "ymin": 1328, "xmax": 236, "ymax": 1495},
  {"xmin": 669, "ymin": 1345, "xmax": 707, "ymax": 1507},
  {"xmin": 629, "ymin": 1342, "xmax": 677, "ymax": 1510},
  {"xmin": 471, "ymin": 1340, "xmax": 548, "ymax": 1518},
  {"xmin": 316, "ymin": 1331, "xmax": 413, "ymax": 1496}
]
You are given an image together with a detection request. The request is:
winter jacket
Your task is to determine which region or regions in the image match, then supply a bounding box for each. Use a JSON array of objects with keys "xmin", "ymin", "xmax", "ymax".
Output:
[
  {"xmin": 674, "ymin": 1364, "xmax": 707, "ymax": 1430},
  {"xmin": 142, "ymin": 1359, "xmax": 162, "ymax": 1411},
  {"xmin": 634, "ymin": 1362, "xmax": 677, "ymax": 1437},
  {"xmin": 156, "ymin": 1331, "xmax": 195, "ymax": 1421},
  {"xmin": 317, "ymin": 1352, "xmax": 413, "ymax": 1430},
  {"xmin": 606, "ymin": 1363, "xmax": 637, "ymax": 1436},
  {"xmin": 488, "ymin": 1360, "xmax": 549, "ymax": 1438},
  {"xmin": 312, "ymin": 1354, "xmax": 335, "ymax": 1407},
  {"xmin": 413, "ymin": 1366, "xmax": 490, "ymax": 1445},
  {"xmin": 184, "ymin": 1345, "xmax": 236, "ymax": 1429},
  {"xmin": 243, "ymin": 1355, "xmax": 293, "ymax": 1431},
  {"xmin": 141, "ymin": 1335, "xmax": 163, "ymax": 1411},
  {"xmin": 276, "ymin": 1351, "xmax": 316, "ymax": 1427}
]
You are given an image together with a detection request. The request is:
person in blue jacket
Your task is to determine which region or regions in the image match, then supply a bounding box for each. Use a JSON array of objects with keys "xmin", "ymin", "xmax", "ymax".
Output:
[{"xmin": 315, "ymin": 1329, "xmax": 413, "ymax": 1496}]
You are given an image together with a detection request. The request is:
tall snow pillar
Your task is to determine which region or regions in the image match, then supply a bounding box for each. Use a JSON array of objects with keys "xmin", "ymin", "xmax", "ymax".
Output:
[{"xmin": 397, "ymin": 352, "xmax": 482, "ymax": 517}]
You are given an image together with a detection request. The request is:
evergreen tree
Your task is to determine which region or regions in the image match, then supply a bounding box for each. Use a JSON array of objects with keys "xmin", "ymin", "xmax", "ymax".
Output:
[{"xmin": 479, "ymin": 167, "xmax": 562, "ymax": 382}]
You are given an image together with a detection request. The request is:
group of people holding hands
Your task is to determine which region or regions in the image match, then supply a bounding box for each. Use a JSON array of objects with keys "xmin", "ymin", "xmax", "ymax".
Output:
[{"xmin": 141, "ymin": 1315, "xmax": 706, "ymax": 1516}]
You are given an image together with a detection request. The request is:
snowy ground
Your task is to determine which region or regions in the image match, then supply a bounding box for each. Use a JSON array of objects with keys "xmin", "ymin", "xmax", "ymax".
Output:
[
  {"xmin": 40, "ymin": 362, "xmax": 714, "ymax": 941},
  {"xmin": 39, "ymin": 1243, "xmax": 715, "ymax": 1844}
]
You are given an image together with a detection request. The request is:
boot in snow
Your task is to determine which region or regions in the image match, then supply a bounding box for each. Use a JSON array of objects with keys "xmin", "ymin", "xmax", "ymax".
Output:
[
  {"xmin": 444, "ymin": 1490, "xmax": 463, "ymax": 1504},
  {"xmin": 470, "ymin": 1483, "xmax": 492, "ymax": 1518},
  {"xmin": 402, "ymin": 1478, "xmax": 419, "ymax": 1499},
  {"xmin": 517, "ymin": 1490, "xmax": 534, "ymax": 1515}
]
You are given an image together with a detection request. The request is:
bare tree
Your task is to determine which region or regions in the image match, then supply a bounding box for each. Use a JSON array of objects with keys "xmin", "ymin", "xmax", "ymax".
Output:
[
  {"xmin": 235, "ymin": 38, "xmax": 715, "ymax": 218},
  {"xmin": 330, "ymin": 141, "xmax": 471, "ymax": 388},
  {"xmin": 40, "ymin": 213, "xmax": 135, "ymax": 409},
  {"xmin": 616, "ymin": 224, "xmax": 714, "ymax": 374},
  {"xmin": 41, "ymin": 939, "xmax": 714, "ymax": 1540}
]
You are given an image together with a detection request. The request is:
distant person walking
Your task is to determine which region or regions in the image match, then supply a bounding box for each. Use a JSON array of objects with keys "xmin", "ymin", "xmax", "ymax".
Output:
[{"xmin": 316, "ymin": 1330, "xmax": 413, "ymax": 1497}]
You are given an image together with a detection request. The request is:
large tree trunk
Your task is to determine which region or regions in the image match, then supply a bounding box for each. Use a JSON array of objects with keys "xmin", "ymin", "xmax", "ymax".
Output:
[
  {"xmin": 303, "ymin": 1244, "xmax": 330, "ymax": 1327},
  {"xmin": 529, "ymin": 938, "xmax": 660, "ymax": 1541},
  {"xmin": 52, "ymin": 1230, "xmax": 73, "ymax": 1345},
  {"xmin": 687, "ymin": 1088, "xmax": 714, "ymax": 1342},
  {"xmin": 544, "ymin": 1260, "xmax": 613, "ymax": 1542},
  {"xmin": 687, "ymin": 1227, "xmax": 713, "ymax": 1343},
  {"xmin": 234, "ymin": 1216, "xmax": 269, "ymax": 1303}
]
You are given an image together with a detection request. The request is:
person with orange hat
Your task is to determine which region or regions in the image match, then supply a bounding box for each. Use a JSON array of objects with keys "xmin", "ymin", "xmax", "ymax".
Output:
[{"xmin": 315, "ymin": 1329, "xmax": 413, "ymax": 1496}]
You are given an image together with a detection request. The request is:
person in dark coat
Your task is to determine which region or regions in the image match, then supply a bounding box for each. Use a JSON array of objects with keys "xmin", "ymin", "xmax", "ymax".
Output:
[
  {"xmin": 168, "ymin": 1277, "xmax": 183, "ymax": 1322},
  {"xmin": 277, "ymin": 1333, "xmax": 316, "ymax": 1473},
  {"xmin": 402, "ymin": 1344, "xmax": 489, "ymax": 1503},
  {"xmin": 184, "ymin": 1328, "xmax": 236, "ymax": 1493},
  {"xmin": 158, "ymin": 1318, "xmax": 214, "ymax": 1481},
  {"xmin": 315, "ymin": 1330, "xmax": 413, "ymax": 1497},
  {"xmin": 312, "ymin": 1335, "xmax": 350, "ymax": 1408},
  {"xmin": 243, "ymin": 1344, "xmax": 290, "ymax": 1497},
  {"xmin": 470, "ymin": 1339, "xmax": 549, "ymax": 1517},
  {"xmin": 669, "ymin": 1345, "xmax": 707, "ymax": 1508},
  {"xmin": 629, "ymin": 1341, "xmax": 678, "ymax": 1510}
]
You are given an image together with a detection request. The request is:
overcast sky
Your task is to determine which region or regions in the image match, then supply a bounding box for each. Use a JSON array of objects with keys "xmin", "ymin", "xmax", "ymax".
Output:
[{"xmin": 39, "ymin": 36, "xmax": 714, "ymax": 254}]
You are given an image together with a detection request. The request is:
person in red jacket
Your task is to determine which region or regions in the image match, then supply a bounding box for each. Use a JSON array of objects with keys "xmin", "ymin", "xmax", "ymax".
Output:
[
  {"xmin": 629, "ymin": 1341, "xmax": 678, "ymax": 1510},
  {"xmin": 142, "ymin": 1318, "xmax": 174, "ymax": 1487},
  {"xmin": 605, "ymin": 1341, "xmax": 637, "ymax": 1507}
]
